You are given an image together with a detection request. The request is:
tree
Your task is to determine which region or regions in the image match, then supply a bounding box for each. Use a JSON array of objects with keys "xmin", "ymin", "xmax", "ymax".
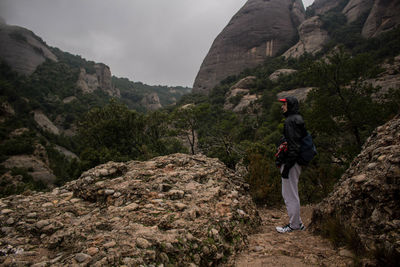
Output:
[
  {"xmin": 305, "ymin": 49, "xmax": 389, "ymax": 161},
  {"xmin": 78, "ymin": 99, "xmax": 147, "ymax": 165},
  {"xmin": 171, "ymin": 104, "xmax": 200, "ymax": 155}
]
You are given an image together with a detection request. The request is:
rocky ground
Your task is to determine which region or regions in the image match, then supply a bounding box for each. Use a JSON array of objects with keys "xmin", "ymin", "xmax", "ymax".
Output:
[
  {"xmin": 0, "ymin": 153, "xmax": 260, "ymax": 266},
  {"xmin": 232, "ymin": 206, "xmax": 354, "ymax": 267}
]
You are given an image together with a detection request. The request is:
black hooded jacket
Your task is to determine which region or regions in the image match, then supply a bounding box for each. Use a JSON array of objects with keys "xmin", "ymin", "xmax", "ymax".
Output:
[{"xmin": 282, "ymin": 96, "xmax": 307, "ymax": 176}]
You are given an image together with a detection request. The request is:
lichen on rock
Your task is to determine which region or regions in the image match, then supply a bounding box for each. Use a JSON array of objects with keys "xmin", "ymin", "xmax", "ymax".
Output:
[{"xmin": 0, "ymin": 153, "xmax": 260, "ymax": 266}]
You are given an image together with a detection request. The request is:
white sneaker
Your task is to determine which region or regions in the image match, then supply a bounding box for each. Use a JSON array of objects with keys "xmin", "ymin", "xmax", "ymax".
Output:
[{"xmin": 276, "ymin": 223, "xmax": 306, "ymax": 233}]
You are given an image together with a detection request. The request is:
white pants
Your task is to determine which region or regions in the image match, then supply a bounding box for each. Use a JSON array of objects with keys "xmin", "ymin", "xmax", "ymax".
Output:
[{"xmin": 281, "ymin": 163, "xmax": 302, "ymax": 229}]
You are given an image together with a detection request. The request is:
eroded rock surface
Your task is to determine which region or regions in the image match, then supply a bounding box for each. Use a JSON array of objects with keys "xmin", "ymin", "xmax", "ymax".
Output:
[
  {"xmin": 311, "ymin": 115, "xmax": 400, "ymax": 257},
  {"xmin": 224, "ymin": 76, "xmax": 260, "ymax": 113},
  {"xmin": 0, "ymin": 153, "xmax": 260, "ymax": 266},
  {"xmin": 283, "ymin": 16, "xmax": 330, "ymax": 58}
]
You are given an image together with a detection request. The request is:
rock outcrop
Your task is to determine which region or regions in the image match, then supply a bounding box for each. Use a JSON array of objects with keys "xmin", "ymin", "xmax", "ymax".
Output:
[
  {"xmin": 269, "ymin": 69, "xmax": 298, "ymax": 82},
  {"xmin": 362, "ymin": 0, "xmax": 400, "ymax": 38},
  {"xmin": 307, "ymin": 0, "xmax": 343, "ymax": 16},
  {"xmin": 76, "ymin": 64, "xmax": 120, "ymax": 97},
  {"xmin": 0, "ymin": 23, "xmax": 57, "ymax": 75},
  {"xmin": 311, "ymin": 115, "xmax": 400, "ymax": 257},
  {"xmin": 0, "ymin": 101, "xmax": 15, "ymax": 123},
  {"xmin": 224, "ymin": 76, "xmax": 261, "ymax": 113},
  {"xmin": 276, "ymin": 87, "xmax": 314, "ymax": 102},
  {"xmin": 193, "ymin": 0, "xmax": 305, "ymax": 94},
  {"xmin": 0, "ymin": 153, "xmax": 260, "ymax": 266},
  {"xmin": 141, "ymin": 93, "xmax": 162, "ymax": 111},
  {"xmin": 33, "ymin": 110, "xmax": 60, "ymax": 135},
  {"xmin": 1, "ymin": 143, "xmax": 57, "ymax": 185},
  {"xmin": 283, "ymin": 16, "xmax": 330, "ymax": 58},
  {"xmin": 365, "ymin": 54, "xmax": 400, "ymax": 98},
  {"xmin": 343, "ymin": 0, "xmax": 374, "ymax": 23}
]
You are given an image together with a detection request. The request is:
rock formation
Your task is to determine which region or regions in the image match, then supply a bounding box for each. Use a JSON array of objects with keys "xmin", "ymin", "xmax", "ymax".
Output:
[
  {"xmin": 193, "ymin": 0, "xmax": 305, "ymax": 94},
  {"xmin": 365, "ymin": 54, "xmax": 400, "ymax": 98},
  {"xmin": 1, "ymin": 143, "xmax": 57, "ymax": 186},
  {"xmin": 0, "ymin": 23, "xmax": 57, "ymax": 75},
  {"xmin": 0, "ymin": 153, "xmax": 260, "ymax": 266},
  {"xmin": 141, "ymin": 93, "xmax": 162, "ymax": 111},
  {"xmin": 307, "ymin": 0, "xmax": 343, "ymax": 15},
  {"xmin": 311, "ymin": 115, "xmax": 400, "ymax": 258},
  {"xmin": 362, "ymin": 0, "xmax": 400, "ymax": 38},
  {"xmin": 276, "ymin": 87, "xmax": 314, "ymax": 102},
  {"xmin": 283, "ymin": 16, "xmax": 330, "ymax": 58},
  {"xmin": 76, "ymin": 64, "xmax": 120, "ymax": 97},
  {"xmin": 224, "ymin": 76, "xmax": 261, "ymax": 113},
  {"xmin": 33, "ymin": 110, "xmax": 60, "ymax": 135},
  {"xmin": 342, "ymin": 0, "xmax": 374, "ymax": 23},
  {"xmin": 269, "ymin": 69, "xmax": 298, "ymax": 82}
]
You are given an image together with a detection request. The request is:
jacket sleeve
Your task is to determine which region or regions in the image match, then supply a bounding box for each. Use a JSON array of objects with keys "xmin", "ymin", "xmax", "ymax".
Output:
[{"xmin": 284, "ymin": 116, "xmax": 304, "ymax": 172}]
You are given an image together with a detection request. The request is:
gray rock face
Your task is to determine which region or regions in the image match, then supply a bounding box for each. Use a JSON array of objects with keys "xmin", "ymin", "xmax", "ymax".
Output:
[
  {"xmin": 362, "ymin": 0, "xmax": 400, "ymax": 38},
  {"xmin": 33, "ymin": 110, "xmax": 60, "ymax": 135},
  {"xmin": 307, "ymin": 0, "xmax": 342, "ymax": 15},
  {"xmin": 193, "ymin": 0, "xmax": 305, "ymax": 94},
  {"xmin": 269, "ymin": 69, "xmax": 298, "ymax": 82},
  {"xmin": 224, "ymin": 76, "xmax": 261, "ymax": 113},
  {"xmin": 365, "ymin": 55, "xmax": 400, "ymax": 98},
  {"xmin": 0, "ymin": 23, "xmax": 57, "ymax": 75},
  {"xmin": 76, "ymin": 64, "xmax": 120, "ymax": 97},
  {"xmin": 343, "ymin": 0, "xmax": 374, "ymax": 23},
  {"xmin": 2, "ymin": 154, "xmax": 56, "ymax": 185},
  {"xmin": 276, "ymin": 87, "xmax": 314, "ymax": 102},
  {"xmin": 141, "ymin": 92, "xmax": 162, "ymax": 110},
  {"xmin": 0, "ymin": 153, "xmax": 260, "ymax": 266},
  {"xmin": 311, "ymin": 115, "xmax": 400, "ymax": 256},
  {"xmin": 283, "ymin": 16, "xmax": 330, "ymax": 58}
]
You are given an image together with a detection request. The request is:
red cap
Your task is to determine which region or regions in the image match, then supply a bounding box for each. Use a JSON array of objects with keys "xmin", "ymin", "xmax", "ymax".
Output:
[{"xmin": 278, "ymin": 98, "xmax": 287, "ymax": 102}]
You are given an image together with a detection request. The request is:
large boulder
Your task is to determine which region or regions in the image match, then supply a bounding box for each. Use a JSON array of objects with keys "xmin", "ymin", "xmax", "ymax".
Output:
[
  {"xmin": 0, "ymin": 153, "xmax": 260, "ymax": 266},
  {"xmin": 0, "ymin": 23, "xmax": 57, "ymax": 75},
  {"xmin": 311, "ymin": 115, "xmax": 400, "ymax": 257},
  {"xmin": 193, "ymin": 0, "xmax": 305, "ymax": 94}
]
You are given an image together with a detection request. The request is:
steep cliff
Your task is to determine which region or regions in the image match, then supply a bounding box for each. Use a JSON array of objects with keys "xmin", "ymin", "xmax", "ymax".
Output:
[
  {"xmin": 193, "ymin": 0, "xmax": 305, "ymax": 94},
  {"xmin": 0, "ymin": 23, "xmax": 57, "ymax": 75}
]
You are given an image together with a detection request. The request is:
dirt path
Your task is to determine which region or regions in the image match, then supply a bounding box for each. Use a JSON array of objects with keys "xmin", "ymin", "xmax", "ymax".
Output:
[{"xmin": 232, "ymin": 205, "xmax": 354, "ymax": 266}]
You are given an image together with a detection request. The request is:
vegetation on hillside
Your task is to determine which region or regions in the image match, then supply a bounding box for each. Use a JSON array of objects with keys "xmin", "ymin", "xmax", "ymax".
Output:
[{"xmin": 1, "ymin": 14, "xmax": 400, "ymax": 209}]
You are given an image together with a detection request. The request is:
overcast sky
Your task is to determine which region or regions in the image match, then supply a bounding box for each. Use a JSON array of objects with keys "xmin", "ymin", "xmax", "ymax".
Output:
[{"xmin": 0, "ymin": 0, "xmax": 314, "ymax": 87}]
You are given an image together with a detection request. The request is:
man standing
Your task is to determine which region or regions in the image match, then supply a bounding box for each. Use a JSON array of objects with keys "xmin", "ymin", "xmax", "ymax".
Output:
[{"xmin": 276, "ymin": 96, "xmax": 306, "ymax": 233}]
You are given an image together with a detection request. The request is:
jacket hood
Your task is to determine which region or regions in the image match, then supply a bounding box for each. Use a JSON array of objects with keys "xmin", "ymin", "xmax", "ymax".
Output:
[{"xmin": 284, "ymin": 96, "xmax": 299, "ymax": 116}]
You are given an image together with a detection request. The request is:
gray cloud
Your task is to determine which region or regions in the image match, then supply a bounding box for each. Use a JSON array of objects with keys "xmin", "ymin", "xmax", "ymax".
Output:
[{"xmin": 0, "ymin": 0, "xmax": 314, "ymax": 87}]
